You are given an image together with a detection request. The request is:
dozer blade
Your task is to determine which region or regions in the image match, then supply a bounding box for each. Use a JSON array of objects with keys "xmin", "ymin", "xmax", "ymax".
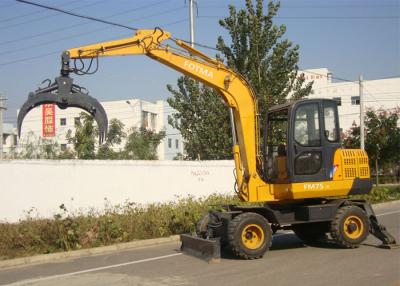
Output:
[
  {"xmin": 17, "ymin": 76, "xmax": 108, "ymax": 144},
  {"xmin": 180, "ymin": 234, "xmax": 221, "ymax": 263}
]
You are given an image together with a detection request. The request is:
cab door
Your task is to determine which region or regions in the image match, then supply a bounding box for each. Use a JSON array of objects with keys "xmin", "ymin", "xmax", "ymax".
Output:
[{"xmin": 289, "ymin": 100, "xmax": 341, "ymax": 183}]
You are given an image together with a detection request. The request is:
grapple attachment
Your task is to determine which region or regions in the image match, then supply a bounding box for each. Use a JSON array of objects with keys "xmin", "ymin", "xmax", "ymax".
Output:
[{"xmin": 17, "ymin": 75, "xmax": 108, "ymax": 144}]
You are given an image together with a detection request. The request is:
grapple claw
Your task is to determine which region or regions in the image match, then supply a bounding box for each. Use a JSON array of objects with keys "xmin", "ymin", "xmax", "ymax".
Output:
[{"xmin": 17, "ymin": 76, "xmax": 108, "ymax": 144}]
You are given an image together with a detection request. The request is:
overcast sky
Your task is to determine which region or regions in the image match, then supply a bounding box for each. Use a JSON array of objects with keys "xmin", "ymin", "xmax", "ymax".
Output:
[{"xmin": 0, "ymin": 0, "xmax": 399, "ymax": 123}]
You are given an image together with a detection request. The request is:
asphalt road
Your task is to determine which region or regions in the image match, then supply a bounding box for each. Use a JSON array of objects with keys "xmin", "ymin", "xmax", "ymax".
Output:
[{"xmin": 1, "ymin": 202, "xmax": 399, "ymax": 286}]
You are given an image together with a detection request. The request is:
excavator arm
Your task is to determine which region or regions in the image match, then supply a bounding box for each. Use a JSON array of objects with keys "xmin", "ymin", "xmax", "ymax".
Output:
[{"xmin": 19, "ymin": 28, "xmax": 275, "ymax": 202}]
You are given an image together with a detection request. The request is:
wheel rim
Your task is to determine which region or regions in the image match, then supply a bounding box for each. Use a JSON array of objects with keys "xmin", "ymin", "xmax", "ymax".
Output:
[
  {"xmin": 241, "ymin": 224, "xmax": 265, "ymax": 249},
  {"xmin": 343, "ymin": 215, "xmax": 364, "ymax": 239}
]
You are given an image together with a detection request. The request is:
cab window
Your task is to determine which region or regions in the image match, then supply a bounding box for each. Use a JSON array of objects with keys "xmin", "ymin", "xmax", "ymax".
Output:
[
  {"xmin": 323, "ymin": 102, "xmax": 339, "ymax": 142},
  {"xmin": 265, "ymin": 109, "xmax": 288, "ymax": 181},
  {"xmin": 294, "ymin": 103, "xmax": 320, "ymax": 147}
]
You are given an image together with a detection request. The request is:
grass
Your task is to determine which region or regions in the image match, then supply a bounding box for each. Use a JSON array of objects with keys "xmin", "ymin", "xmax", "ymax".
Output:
[
  {"xmin": 0, "ymin": 186, "xmax": 399, "ymax": 261},
  {"xmin": 350, "ymin": 185, "xmax": 400, "ymax": 204},
  {"xmin": 0, "ymin": 194, "xmax": 241, "ymax": 260}
]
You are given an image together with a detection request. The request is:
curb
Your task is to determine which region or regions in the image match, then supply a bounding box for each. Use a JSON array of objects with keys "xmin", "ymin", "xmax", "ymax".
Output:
[
  {"xmin": 0, "ymin": 235, "xmax": 180, "ymax": 269},
  {"xmin": 372, "ymin": 199, "xmax": 400, "ymax": 210}
]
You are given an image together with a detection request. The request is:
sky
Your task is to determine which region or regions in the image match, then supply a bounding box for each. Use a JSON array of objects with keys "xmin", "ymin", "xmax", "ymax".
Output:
[{"xmin": 0, "ymin": 0, "xmax": 399, "ymax": 124}]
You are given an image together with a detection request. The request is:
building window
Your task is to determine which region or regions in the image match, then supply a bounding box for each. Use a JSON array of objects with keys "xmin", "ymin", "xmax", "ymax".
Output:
[
  {"xmin": 333, "ymin": 97, "xmax": 342, "ymax": 106},
  {"xmin": 60, "ymin": 118, "xmax": 66, "ymax": 126},
  {"xmin": 168, "ymin": 138, "xmax": 172, "ymax": 148},
  {"xmin": 61, "ymin": 144, "xmax": 67, "ymax": 151},
  {"xmin": 150, "ymin": 113, "xmax": 157, "ymax": 130},
  {"xmin": 74, "ymin": 117, "xmax": 80, "ymax": 126},
  {"xmin": 142, "ymin": 111, "xmax": 149, "ymax": 128},
  {"xmin": 351, "ymin": 96, "xmax": 360, "ymax": 105},
  {"xmin": 175, "ymin": 139, "xmax": 179, "ymax": 149}
]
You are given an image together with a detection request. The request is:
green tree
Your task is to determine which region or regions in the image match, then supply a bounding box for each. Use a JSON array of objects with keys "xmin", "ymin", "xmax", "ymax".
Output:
[
  {"xmin": 57, "ymin": 148, "xmax": 75, "ymax": 159},
  {"xmin": 217, "ymin": 0, "xmax": 312, "ymax": 119},
  {"xmin": 123, "ymin": 127, "xmax": 165, "ymax": 160},
  {"xmin": 39, "ymin": 139, "xmax": 59, "ymax": 159},
  {"xmin": 168, "ymin": 0, "xmax": 312, "ymax": 160},
  {"xmin": 97, "ymin": 118, "xmax": 126, "ymax": 159},
  {"xmin": 66, "ymin": 112, "xmax": 96, "ymax": 159},
  {"xmin": 343, "ymin": 108, "xmax": 400, "ymax": 185},
  {"xmin": 167, "ymin": 77, "xmax": 232, "ymax": 160},
  {"xmin": 18, "ymin": 131, "xmax": 60, "ymax": 159}
]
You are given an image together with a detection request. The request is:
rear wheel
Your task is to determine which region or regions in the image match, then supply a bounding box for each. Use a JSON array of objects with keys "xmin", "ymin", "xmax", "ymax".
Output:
[
  {"xmin": 330, "ymin": 205, "xmax": 369, "ymax": 248},
  {"xmin": 292, "ymin": 222, "xmax": 328, "ymax": 245},
  {"xmin": 227, "ymin": 212, "xmax": 272, "ymax": 259}
]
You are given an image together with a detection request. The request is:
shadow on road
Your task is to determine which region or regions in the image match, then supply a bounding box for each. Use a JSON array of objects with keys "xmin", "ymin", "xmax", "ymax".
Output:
[
  {"xmin": 270, "ymin": 233, "xmax": 306, "ymax": 251},
  {"xmin": 270, "ymin": 233, "xmax": 342, "ymax": 250}
]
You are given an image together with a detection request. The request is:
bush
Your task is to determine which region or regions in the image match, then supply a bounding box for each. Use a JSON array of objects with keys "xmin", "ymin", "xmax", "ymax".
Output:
[
  {"xmin": 0, "ymin": 194, "xmax": 240, "ymax": 260},
  {"xmin": 350, "ymin": 185, "xmax": 400, "ymax": 204}
]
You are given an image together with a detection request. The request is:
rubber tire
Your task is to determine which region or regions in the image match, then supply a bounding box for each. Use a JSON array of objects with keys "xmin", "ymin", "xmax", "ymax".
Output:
[
  {"xmin": 196, "ymin": 213, "xmax": 210, "ymax": 238},
  {"xmin": 227, "ymin": 212, "xmax": 272, "ymax": 259},
  {"xmin": 330, "ymin": 205, "xmax": 369, "ymax": 248},
  {"xmin": 292, "ymin": 222, "xmax": 328, "ymax": 245}
]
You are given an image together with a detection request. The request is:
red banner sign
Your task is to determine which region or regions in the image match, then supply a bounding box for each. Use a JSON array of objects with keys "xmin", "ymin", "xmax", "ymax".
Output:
[{"xmin": 42, "ymin": 104, "xmax": 55, "ymax": 137}]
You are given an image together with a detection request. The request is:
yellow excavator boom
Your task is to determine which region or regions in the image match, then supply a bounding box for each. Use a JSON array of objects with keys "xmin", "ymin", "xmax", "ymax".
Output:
[{"xmin": 66, "ymin": 28, "xmax": 272, "ymax": 202}]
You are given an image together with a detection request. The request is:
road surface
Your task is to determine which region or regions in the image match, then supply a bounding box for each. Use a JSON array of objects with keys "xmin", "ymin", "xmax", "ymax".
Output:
[{"xmin": 0, "ymin": 202, "xmax": 399, "ymax": 286}]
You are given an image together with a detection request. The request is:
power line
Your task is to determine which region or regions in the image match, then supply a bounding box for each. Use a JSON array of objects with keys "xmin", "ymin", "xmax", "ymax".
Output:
[
  {"xmin": 0, "ymin": 6, "xmax": 183, "ymax": 54},
  {"xmin": 198, "ymin": 15, "xmax": 400, "ymax": 20},
  {"xmin": 1, "ymin": 0, "xmax": 109, "ymax": 31},
  {"xmin": 0, "ymin": 0, "xmax": 170, "ymax": 47},
  {"xmin": 0, "ymin": 50, "xmax": 61, "ymax": 67},
  {"xmin": 11, "ymin": 0, "xmax": 219, "ymax": 54},
  {"xmin": 300, "ymin": 69, "xmax": 356, "ymax": 83},
  {"xmin": 0, "ymin": 8, "xmax": 186, "ymax": 67},
  {"xmin": 0, "ymin": 2, "xmax": 17, "ymax": 9},
  {"xmin": 0, "ymin": 0, "xmax": 82, "ymax": 23},
  {"xmin": 200, "ymin": 4, "xmax": 400, "ymax": 9},
  {"xmin": 15, "ymin": 0, "xmax": 138, "ymax": 31},
  {"xmin": 0, "ymin": 5, "xmax": 181, "ymax": 56},
  {"xmin": 371, "ymin": 75, "xmax": 400, "ymax": 81}
]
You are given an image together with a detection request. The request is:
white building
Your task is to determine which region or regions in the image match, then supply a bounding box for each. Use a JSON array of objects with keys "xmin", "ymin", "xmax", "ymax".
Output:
[
  {"xmin": 18, "ymin": 99, "xmax": 184, "ymax": 160},
  {"xmin": 1, "ymin": 123, "xmax": 18, "ymax": 157},
  {"xmin": 302, "ymin": 68, "xmax": 400, "ymax": 132}
]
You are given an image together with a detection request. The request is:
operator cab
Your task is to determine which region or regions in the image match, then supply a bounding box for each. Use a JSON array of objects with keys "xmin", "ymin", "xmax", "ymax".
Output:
[{"xmin": 264, "ymin": 99, "xmax": 341, "ymax": 183}]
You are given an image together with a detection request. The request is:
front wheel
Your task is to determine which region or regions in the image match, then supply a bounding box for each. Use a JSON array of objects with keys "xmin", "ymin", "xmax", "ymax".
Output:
[
  {"xmin": 330, "ymin": 205, "xmax": 369, "ymax": 248},
  {"xmin": 227, "ymin": 212, "xmax": 272, "ymax": 259}
]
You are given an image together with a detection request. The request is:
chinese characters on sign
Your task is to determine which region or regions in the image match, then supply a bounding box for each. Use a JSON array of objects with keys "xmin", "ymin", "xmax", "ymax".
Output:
[{"xmin": 42, "ymin": 104, "xmax": 55, "ymax": 137}]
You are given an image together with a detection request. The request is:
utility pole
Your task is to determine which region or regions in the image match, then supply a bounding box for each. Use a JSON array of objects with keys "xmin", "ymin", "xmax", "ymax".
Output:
[
  {"xmin": 359, "ymin": 75, "xmax": 365, "ymax": 150},
  {"xmin": 189, "ymin": 0, "xmax": 195, "ymax": 48},
  {"xmin": 0, "ymin": 95, "xmax": 7, "ymax": 160}
]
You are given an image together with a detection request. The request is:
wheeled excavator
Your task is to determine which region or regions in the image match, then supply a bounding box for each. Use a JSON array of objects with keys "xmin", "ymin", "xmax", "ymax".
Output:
[{"xmin": 18, "ymin": 28, "xmax": 398, "ymax": 262}]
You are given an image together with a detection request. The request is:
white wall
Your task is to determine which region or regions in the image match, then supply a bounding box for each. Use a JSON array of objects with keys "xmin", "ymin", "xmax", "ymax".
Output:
[{"xmin": 0, "ymin": 160, "xmax": 234, "ymax": 222}]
